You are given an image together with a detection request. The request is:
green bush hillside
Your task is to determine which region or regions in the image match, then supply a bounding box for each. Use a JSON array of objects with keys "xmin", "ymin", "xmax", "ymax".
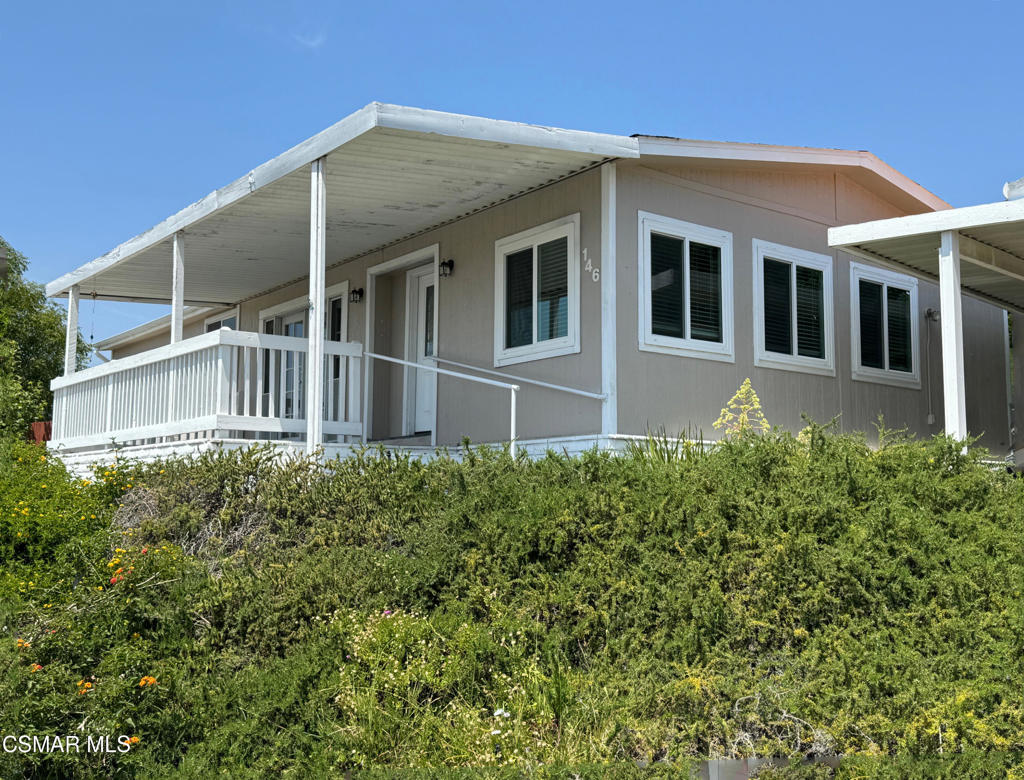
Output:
[{"xmin": 2, "ymin": 427, "xmax": 1024, "ymax": 778}]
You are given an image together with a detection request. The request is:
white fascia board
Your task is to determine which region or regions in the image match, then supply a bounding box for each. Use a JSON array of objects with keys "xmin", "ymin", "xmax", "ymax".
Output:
[
  {"xmin": 375, "ymin": 103, "xmax": 640, "ymax": 159},
  {"xmin": 93, "ymin": 306, "xmax": 211, "ymax": 350},
  {"xmin": 829, "ymin": 198, "xmax": 1024, "ymax": 247},
  {"xmin": 637, "ymin": 137, "xmax": 949, "ymax": 213},
  {"xmin": 45, "ymin": 103, "xmax": 380, "ymax": 297}
]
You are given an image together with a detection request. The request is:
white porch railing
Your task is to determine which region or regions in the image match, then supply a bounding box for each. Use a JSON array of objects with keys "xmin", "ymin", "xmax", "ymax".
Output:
[{"xmin": 50, "ymin": 329, "xmax": 362, "ymax": 451}]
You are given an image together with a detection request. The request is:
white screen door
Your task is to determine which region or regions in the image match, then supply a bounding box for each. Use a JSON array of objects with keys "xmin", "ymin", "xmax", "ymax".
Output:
[{"xmin": 408, "ymin": 266, "xmax": 436, "ymax": 434}]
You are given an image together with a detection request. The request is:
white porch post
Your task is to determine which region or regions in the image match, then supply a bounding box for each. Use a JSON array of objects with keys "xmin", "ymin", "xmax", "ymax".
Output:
[
  {"xmin": 171, "ymin": 231, "xmax": 185, "ymax": 343},
  {"xmin": 600, "ymin": 162, "xmax": 617, "ymax": 439},
  {"xmin": 938, "ymin": 230, "xmax": 967, "ymax": 439},
  {"xmin": 305, "ymin": 156, "xmax": 327, "ymax": 454},
  {"xmin": 63, "ymin": 284, "xmax": 80, "ymax": 376}
]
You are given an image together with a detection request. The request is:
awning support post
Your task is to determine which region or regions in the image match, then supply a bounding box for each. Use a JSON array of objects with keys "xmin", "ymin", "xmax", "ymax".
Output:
[
  {"xmin": 938, "ymin": 229, "xmax": 967, "ymax": 440},
  {"xmin": 305, "ymin": 156, "xmax": 327, "ymax": 454},
  {"xmin": 171, "ymin": 232, "xmax": 185, "ymax": 344},
  {"xmin": 600, "ymin": 162, "xmax": 617, "ymax": 439},
  {"xmin": 64, "ymin": 284, "xmax": 79, "ymax": 376}
]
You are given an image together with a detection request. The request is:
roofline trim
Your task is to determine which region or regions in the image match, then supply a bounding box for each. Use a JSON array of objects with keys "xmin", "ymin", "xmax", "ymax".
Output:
[
  {"xmin": 636, "ymin": 136, "xmax": 950, "ymax": 213},
  {"xmin": 94, "ymin": 306, "xmax": 213, "ymax": 350},
  {"xmin": 828, "ymin": 198, "xmax": 1024, "ymax": 248}
]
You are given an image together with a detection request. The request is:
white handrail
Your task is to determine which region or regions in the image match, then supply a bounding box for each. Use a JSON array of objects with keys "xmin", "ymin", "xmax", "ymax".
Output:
[
  {"xmin": 52, "ymin": 329, "xmax": 362, "ymax": 390},
  {"xmin": 364, "ymin": 351, "xmax": 520, "ymax": 457},
  {"xmin": 427, "ymin": 356, "xmax": 605, "ymax": 400}
]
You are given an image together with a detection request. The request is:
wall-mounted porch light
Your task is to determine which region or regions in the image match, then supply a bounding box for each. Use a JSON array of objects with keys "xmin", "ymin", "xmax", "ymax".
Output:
[
  {"xmin": 349, "ymin": 287, "xmax": 364, "ymax": 304},
  {"xmin": 439, "ymin": 259, "xmax": 455, "ymax": 278}
]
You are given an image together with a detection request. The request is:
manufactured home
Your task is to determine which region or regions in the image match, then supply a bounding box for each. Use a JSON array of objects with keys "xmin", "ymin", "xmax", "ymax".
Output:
[{"xmin": 45, "ymin": 103, "xmax": 1024, "ymax": 470}]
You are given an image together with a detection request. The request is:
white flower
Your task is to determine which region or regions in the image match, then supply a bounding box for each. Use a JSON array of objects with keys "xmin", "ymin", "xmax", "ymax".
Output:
[
  {"xmin": 491, "ymin": 729, "xmax": 502, "ymax": 735},
  {"xmin": 494, "ymin": 707, "xmax": 511, "ymax": 718}
]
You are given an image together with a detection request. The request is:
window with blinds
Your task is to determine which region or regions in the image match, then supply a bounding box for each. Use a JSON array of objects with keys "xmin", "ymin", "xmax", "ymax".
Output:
[
  {"xmin": 639, "ymin": 213, "xmax": 733, "ymax": 361},
  {"xmin": 494, "ymin": 215, "xmax": 580, "ymax": 366},
  {"xmin": 851, "ymin": 262, "xmax": 917, "ymax": 384},
  {"xmin": 648, "ymin": 233, "xmax": 722, "ymax": 342},
  {"xmin": 761, "ymin": 259, "xmax": 824, "ymax": 360},
  {"xmin": 753, "ymin": 240, "xmax": 833, "ymax": 375}
]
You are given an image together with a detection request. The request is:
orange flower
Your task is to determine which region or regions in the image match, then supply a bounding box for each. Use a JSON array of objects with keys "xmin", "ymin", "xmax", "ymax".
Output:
[
  {"xmin": 128, "ymin": 736, "xmax": 140, "ymax": 745},
  {"xmin": 30, "ymin": 664, "xmax": 42, "ymax": 673},
  {"xmin": 138, "ymin": 675, "xmax": 157, "ymax": 687}
]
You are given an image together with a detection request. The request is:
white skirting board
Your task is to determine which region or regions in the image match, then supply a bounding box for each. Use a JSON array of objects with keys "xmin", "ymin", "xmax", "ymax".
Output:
[{"xmin": 49, "ymin": 433, "xmax": 691, "ymax": 477}]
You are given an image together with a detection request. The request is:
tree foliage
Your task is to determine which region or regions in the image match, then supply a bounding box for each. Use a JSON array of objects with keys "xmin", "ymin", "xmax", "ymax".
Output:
[{"xmin": 0, "ymin": 236, "xmax": 86, "ymax": 437}]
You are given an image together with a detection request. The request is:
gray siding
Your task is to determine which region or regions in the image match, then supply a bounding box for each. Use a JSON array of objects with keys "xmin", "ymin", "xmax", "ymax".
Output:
[{"xmin": 614, "ymin": 161, "xmax": 1010, "ymax": 453}]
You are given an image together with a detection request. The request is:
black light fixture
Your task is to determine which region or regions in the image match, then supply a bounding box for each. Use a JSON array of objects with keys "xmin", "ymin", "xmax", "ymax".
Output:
[
  {"xmin": 439, "ymin": 258, "xmax": 455, "ymax": 278},
  {"xmin": 348, "ymin": 287, "xmax": 364, "ymax": 304}
]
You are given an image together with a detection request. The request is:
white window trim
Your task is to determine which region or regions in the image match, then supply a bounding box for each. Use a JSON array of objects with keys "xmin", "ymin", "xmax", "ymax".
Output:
[
  {"xmin": 258, "ymin": 281, "xmax": 350, "ymax": 329},
  {"xmin": 850, "ymin": 261, "xmax": 921, "ymax": 389},
  {"xmin": 753, "ymin": 239, "xmax": 835, "ymax": 377},
  {"xmin": 637, "ymin": 211, "xmax": 734, "ymax": 363},
  {"xmin": 204, "ymin": 306, "xmax": 240, "ymax": 331},
  {"xmin": 493, "ymin": 213, "xmax": 580, "ymax": 367}
]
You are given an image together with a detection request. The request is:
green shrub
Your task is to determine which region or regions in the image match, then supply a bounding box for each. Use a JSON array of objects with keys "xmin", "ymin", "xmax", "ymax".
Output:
[{"xmin": 2, "ymin": 431, "xmax": 1024, "ymax": 777}]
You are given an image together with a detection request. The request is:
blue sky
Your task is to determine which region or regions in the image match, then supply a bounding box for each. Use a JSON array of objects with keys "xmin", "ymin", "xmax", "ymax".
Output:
[{"xmin": 1, "ymin": 0, "xmax": 1021, "ymax": 343}]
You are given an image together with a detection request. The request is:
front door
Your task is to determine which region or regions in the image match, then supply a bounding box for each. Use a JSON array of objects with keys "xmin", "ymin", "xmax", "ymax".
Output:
[{"xmin": 408, "ymin": 265, "xmax": 436, "ymax": 434}]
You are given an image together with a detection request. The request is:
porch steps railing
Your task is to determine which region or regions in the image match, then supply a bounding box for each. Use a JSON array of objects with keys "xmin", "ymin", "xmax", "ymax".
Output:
[{"xmin": 364, "ymin": 352, "xmax": 521, "ymax": 456}]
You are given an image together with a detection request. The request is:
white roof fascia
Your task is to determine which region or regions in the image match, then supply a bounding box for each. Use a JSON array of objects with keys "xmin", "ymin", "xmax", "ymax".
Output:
[
  {"xmin": 637, "ymin": 137, "xmax": 949, "ymax": 213},
  {"xmin": 374, "ymin": 103, "xmax": 641, "ymax": 158},
  {"xmin": 47, "ymin": 104, "xmax": 639, "ymax": 298},
  {"xmin": 829, "ymin": 198, "xmax": 1024, "ymax": 248},
  {"xmin": 94, "ymin": 306, "xmax": 211, "ymax": 351},
  {"xmin": 46, "ymin": 104, "xmax": 378, "ymax": 298}
]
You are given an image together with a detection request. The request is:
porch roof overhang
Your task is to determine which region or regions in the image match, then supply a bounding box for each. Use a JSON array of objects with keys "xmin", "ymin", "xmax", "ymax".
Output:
[
  {"xmin": 828, "ymin": 198, "xmax": 1024, "ymax": 315},
  {"xmin": 46, "ymin": 103, "xmax": 639, "ymax": 304}
]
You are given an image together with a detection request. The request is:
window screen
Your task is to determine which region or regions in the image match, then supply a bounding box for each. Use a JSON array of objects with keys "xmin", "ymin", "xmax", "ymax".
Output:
[
  {"xmin": 505, "ymin": 248, "xmax": 533, "ymax": 349},
  {"xmin": 537, "ymin": 237, "xmax": 568, "ymax": 342}
]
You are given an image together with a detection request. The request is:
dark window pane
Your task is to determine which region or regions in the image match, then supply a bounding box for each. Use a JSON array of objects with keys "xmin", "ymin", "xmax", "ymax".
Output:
[
  {"xmin": 537, "ymin": 237, "xmax": 568, "ymax": 342},
  {"xmin": 329, "ymin": 298, "xmax": 342, "ymax": 341},
  {"xmin": 206, "ymin": 321, "xmax": 219, "ymax": 333},
  {"xmin": 763, "ymin": 259, "xmax": 792, "ymax": 354},
  {"xmin": 222, "ymin": 316, "xmax": 237, "ymax": 330},
  {"xmin": 689, "ymin": 241, "xmax": 722, "ymax": 342},
  {"xmin": 650, "ymin": 233, "xmax": 684, "ymax": 338},
  {"xmin": 264, "ymin": 315, "xmax": 276, "ymax": 413},
  {"xmin": 424, "ymin": 284, "xmax": 435, "ymax": 357},
  {"xmin": 859, "ymin": 280, "xmax": 884, "ymax": 369},
  {"xmin": 795, "ymin": 266, "xmax": 824, "ymax": 359},
  {"xmin": 887, "ymin": 286, "xmax": 912, "ymax": 372},
  {"xmin": 505, "ymin": 248, "xmax": 533, "ymax": 348}
]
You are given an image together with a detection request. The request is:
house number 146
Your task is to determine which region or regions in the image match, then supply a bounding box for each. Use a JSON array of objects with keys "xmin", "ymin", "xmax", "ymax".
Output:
[{"xmin": 583, "ymin": 249, "xmax": 600, "ymax": 282}]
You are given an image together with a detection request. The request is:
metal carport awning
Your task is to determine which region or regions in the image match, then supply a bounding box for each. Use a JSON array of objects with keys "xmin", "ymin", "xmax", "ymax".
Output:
[
  {"xmin": 829, "ymin": 197, "xmax": 1024, "ymax": 441},
  {"xmin": 46, "ymin": 102, "xmax": 639, "ymax": 305}
]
